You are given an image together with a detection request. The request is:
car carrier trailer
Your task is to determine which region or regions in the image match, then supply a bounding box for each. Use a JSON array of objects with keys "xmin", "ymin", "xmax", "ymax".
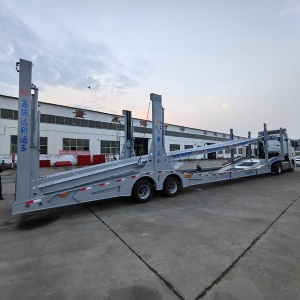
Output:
[{"xmin": 11, "ymin": 59, "xmax": 295, "ymax": 214}]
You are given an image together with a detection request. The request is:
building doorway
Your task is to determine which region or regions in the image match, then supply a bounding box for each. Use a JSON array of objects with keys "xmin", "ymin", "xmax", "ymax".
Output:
[
  {"xmin": 206, "ymin": 143, "xmax": 216, "ymax": 159},
  {"xmin": 134, "ymin": 138, "xmax": 149, "ymax": 156},
  {"xmin": 208, "ymin": 152, "xmax": 216, "ymax": 159}
]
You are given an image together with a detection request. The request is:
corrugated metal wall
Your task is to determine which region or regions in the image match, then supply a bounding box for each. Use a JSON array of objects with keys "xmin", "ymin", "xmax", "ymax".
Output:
[
  {"xmin": 0, "ymin": 95, "xmax": 242, "ymax": 156},
  {"xmin": 0, "ymin": 119, "xmax": 18, "ymax": 154}
]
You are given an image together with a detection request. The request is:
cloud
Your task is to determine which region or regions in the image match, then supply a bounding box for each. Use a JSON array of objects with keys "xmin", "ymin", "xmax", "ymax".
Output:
[
  {"xmin": 0, "ymin": 82, "xmax": 18, "ymax": 96},
  {"xmin": 0, "ymin": 6, "xmax": 150, "ymax": 99},
  {"xmin": 222, "ymin": 103, "xmax": 228, "ymax": 109},
  {"xmin": 205, "ymin": 95, "xmax": 229, "ymax": 109},
  {"xmin": 132, "ymin": 108, "xmax": 151, "ymax": 120},
  {"xmin": 277, "ymin": 0, "xmax": 300, "ymax": 16},
  {"xmin": 0, "ymin": 43, "xmax": 14, "ymax": 62}
]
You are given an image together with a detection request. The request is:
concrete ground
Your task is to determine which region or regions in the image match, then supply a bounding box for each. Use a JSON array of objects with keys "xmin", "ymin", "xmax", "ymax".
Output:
[{"xmin": 0, "ymin": 161, "xmax": 299, "ymax": 300}]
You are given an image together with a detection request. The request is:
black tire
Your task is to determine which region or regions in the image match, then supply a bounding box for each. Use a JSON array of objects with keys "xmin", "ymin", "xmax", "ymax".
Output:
[
  {"xmin": 275, "ymin": 162, "xmax": 282, "ymax": 175},
  {"xmin": 163, "ymin": 176, "xmax": 180, "ymax": 197},
  {"xmin": 132, "ymin": 179, "xmax": 153, "ymax": 203},
  {"xmin": 289, "ymin": 161, "xmax": 295, "ymax": 172}
]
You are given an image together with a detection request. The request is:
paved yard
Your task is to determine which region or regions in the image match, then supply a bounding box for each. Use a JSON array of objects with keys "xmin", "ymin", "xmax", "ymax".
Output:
[{"xmin": 0, "ymin": 164, "xmax": 299, "ymax": 299}]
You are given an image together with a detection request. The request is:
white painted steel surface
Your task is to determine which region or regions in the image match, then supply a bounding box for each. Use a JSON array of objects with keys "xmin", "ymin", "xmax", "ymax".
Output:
[{"xmin": 10, "ymin": 60, "xmax": 295, "ymax": 215}]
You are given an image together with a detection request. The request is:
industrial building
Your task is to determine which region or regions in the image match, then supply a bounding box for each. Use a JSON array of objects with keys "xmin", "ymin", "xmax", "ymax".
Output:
[{"xmin": 0, "ymin": 94, "xmax": 244, "ymax": 161}]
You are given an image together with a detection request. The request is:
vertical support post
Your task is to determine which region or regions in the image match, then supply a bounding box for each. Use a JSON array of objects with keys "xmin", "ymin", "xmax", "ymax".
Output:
[
  {"xmin": 286, "ymin": 130, "xmax": 289, "ymax": 158},
  {"xmin": 150, "ymin": 93, "xmax": 163, "ymax": 171},
  {"xmin": 142, "ymin": 93, "xmax": 171, "ymax": 172},
  {"xmin": 37, "ymin": 111, "xmax": 41, "ymax": 158},
  {"xmin": 37, "ymin": 109, "xmax": 41, "ymax": 171},
  {"xmin": 150, "ymin": 93, "xmax": 170, "ymax": 171},
  {"xmin": 30, "ymin": 86, "xmax": 40, "ymax": 179},
  {"xmin": 162, "ymin": 107, "xmax": 165, "ymax": 147},
  {"xmin": 230, "ymin": 129, "xmax": 234, "ymax": 164},
  {"xmin": 247, "ymin": 131, "xmax": 251, "ymax": 158},
  {"xmin": 122, "ymin": 110, "xmax": 134, "ymax": 159},
  {"xmin": 279, "ymin": 128, "xmax": 284, "ymax": 159},
  {"xmin": 264, "ymin": 123, "xmax": 268, "ymax": 163},
  {"xmin": 16, "ymin": 59, "xmax": 32, "ymax": 203}
]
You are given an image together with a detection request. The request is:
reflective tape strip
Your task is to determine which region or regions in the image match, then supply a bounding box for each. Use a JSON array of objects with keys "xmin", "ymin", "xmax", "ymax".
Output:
[
  {"xmin": 99, "ymin": 182, "xmax": 110, "ymax": 187},
  {"xmin": 80, "ymin": 187, "xmax": 92, "ymax": 192},
  {"xmin": 116, "ymin": 178, "xmax": 125, "ymax": 182},
  {"xmin": 25, "ymin": 199, "xmax": 41, "ymax": 205}
]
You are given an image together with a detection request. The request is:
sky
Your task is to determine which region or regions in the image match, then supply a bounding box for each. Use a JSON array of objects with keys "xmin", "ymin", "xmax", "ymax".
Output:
[{"xmin": 0, "ymin": 0, "xmax": 300, "ymax": 138}]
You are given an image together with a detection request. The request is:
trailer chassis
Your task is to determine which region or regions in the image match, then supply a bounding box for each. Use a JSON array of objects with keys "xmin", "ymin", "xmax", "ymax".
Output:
[{"xmin": 11, "ymin": 59, "xmax": 294, "ymax": 214}]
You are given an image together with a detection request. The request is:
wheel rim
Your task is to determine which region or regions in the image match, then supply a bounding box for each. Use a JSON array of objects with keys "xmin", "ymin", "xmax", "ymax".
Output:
[
  {"xmin": 138, "ymin": 184, "xmax": 151, "ymax": 200},
  {"xmin": 168, "ymin": 181, "xmax": 178, "ymax": 194}
]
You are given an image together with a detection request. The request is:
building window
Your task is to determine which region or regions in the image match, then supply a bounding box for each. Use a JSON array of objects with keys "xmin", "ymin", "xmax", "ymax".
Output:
[
  {"xmin": 13, "ymin": 110, "xmax": 18, "ymax": 119},
  {"xmin": 40, "ymin": 114, "xmax": 46, "ymax": 122},
  {"xmin": 63, "ymin": 138, "xmax": 89, "ymax": 151},
  {"xmin": 170, "ymin": 144, "xmax": 180, "ymax": 151},
  {"xmin": 11, "ymin": 135, "xmax": 18, "ymax": 154},
  {"xmin": 102, "ymin": 122, "xmax": 108, "ymax": 129},
  {"xmin": 238, "ymin": 148, "xmax": 243, "ymax": 154},
  {"xmin": 72, "ymin": 118, "xmax": 81, "ymax": 126},
  {"xmin": 218, "ymin": 151, "xmax": 223, "ymax": 154},
  {"xmin": 47, "ymin": 115, "xmax": 56, "ymax": 124},
  {"xmin": 108, "ymin": 123, "xmax": 115, "ymax": 130},
  {"xmin": 40, "ymin": 137, "xmax": 48, "ymax": 154},
  {"xmin": 65, "ymin": 117, "xmax": 73, "ymax": 126},
  {"xmin": 38, "ymin": 113, "xmax": 124, "ymax": 131},
  {"xmin": 81, "ymin": 119, "xmax": 88, "ymax": 127},
  {"xmin": 101, "ymin": 140, "xmax": 120, "ymax": 154},
  {"xmin": 56, "ymin": 116, "xmax": 65, "ymax": 125},
  {"xmin": 10, "ymin": 135, "xmax": 48, "ymax": 154},
  {"xmin": 1, "ymin": 109, "xmax": 14, "ymax": 119},
  {"xmin": 225, "ymin": 149, "xmax": 238, "ymax": 154},
  {"xmin": 89, "ymin": 120, "xmax": 95, "ymax": 128},
  {"xmin": 134, "ymin": 126, "xmax": 152, "ymax": 134},
  {"xmin": 184, "ymin": 145, "xmax": 193, "ymax": 149}
]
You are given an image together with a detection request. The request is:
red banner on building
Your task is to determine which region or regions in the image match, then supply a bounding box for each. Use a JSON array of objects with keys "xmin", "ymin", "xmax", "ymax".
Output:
[{"xmin": 59, "ymin": 150, "xmax": 91, "ymax": 155}]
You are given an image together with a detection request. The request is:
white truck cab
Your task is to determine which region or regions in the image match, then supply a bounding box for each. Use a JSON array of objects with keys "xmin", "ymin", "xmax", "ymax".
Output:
[
  {"xmin": 242, "ymin": 130, "xmax": 295, "ymax": 159},
  {"xmin": 265, "ymin": 135, "xmax": 295, "ymax": 157}
]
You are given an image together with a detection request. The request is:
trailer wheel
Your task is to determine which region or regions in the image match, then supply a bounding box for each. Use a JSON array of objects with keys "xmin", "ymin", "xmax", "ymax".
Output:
[
  {"xmin": 163, "ymin": 176, "xmax": 180, "ymax": 197},
  {"xmin": 275, "ymin": 162, "xmax": 282, "ymax": 175},
  {"xmin": 132, "ymin": 179, "xmax": 153, "ymax": 203}
]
